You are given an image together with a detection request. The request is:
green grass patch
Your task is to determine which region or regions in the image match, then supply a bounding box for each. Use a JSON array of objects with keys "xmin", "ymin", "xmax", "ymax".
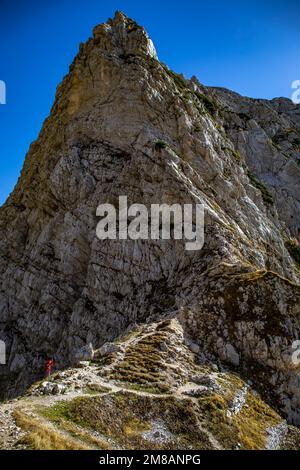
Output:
[
  {"xmin": 194, "ymin": 91, "xmax": 219, "ymax": 117},
  {"xmin": 84, "ymin": 384, "xmax": 111, "ymax": 395},
  {"xmin": 154, "ymin": 140, "xmax": 168, "ymax": 150},
  {"xmin": 222, "ymin": 146, "xmax": 241, "ymax": 162},
  {"xmin": 247, "ymin": 171, "xmax": 274, "ymax": 205},
  {"xmin": 161, "ymin": 65, "xmax": 187, "ymax": 91},
  {"xmin": 286, "ymin": 239, "xmax": 300, "ymax": 264},
  {"xmin": 49, "ymin": 392, "xmax": 213, "ymax": 450}
]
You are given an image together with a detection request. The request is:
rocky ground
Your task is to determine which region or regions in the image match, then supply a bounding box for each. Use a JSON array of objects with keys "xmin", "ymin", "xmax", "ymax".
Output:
[{"xmin": 1, "ymin": 318, "xmax": 300, "ymax": 450}]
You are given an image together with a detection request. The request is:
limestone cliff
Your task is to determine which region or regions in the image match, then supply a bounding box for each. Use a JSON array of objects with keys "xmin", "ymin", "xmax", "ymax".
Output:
[{"xmin": 1, "ymin": 11, "xmax": 300, "ymax": 435}]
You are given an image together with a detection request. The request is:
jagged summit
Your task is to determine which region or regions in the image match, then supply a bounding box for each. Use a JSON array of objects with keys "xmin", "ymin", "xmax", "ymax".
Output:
[
  {"xmin": 92, "ymin": 10, "xmax": 158, "ymax": 59},
  {"xmin": 1, "ymin": 13, "xmax": 300, "ymax": 442}
]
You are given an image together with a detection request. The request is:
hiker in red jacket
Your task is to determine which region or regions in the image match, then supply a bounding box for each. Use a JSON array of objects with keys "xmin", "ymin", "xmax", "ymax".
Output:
[{"xmin": 46, "ymin": 358, "xmax": 54, "ymax": 377}]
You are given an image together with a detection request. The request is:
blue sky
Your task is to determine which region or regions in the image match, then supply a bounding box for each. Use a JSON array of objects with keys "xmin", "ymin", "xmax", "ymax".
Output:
[{"xmin": 0, "ymin": 0, "xmax": 299, "ymax": 205}]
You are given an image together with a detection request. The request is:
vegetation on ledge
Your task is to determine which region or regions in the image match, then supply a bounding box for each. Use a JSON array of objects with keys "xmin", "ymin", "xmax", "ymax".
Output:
[
  {"xmin": 247, "ymin": 170, "xmax": 274, "ymax": 205},
  {"xmin": 286, "ymin": 239, "xmax": 300, "ymax": 264}
]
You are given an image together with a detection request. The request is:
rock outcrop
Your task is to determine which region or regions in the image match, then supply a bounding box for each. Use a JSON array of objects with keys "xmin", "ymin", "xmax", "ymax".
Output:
[{"xmin": 1, "ymin": 11, "xmax": 300, "ymax": 432}]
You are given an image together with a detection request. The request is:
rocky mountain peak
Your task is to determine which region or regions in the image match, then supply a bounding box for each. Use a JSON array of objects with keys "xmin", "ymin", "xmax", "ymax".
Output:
[
  {"xmin": 92, "ymin": 11, "xmax": 158, "ymax": 59},
  {"xmin": 1, "ymin": 13, "xmax": 300, "ymax": 440}
]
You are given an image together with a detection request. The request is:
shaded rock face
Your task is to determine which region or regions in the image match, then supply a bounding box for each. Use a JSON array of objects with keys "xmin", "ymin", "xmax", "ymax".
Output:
[
  {"xmin": 209, "ymin": 87, "xmax": 300, "ymax": 237},
  {"xmin": 0, "ymin": 12, "xmax": 300, "ymax": 423}
]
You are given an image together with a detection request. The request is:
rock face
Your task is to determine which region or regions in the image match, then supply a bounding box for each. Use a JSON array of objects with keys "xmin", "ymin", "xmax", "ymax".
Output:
[{"xmin": 0, "ymin": 11, "xmax": 300, "ymax": 426}]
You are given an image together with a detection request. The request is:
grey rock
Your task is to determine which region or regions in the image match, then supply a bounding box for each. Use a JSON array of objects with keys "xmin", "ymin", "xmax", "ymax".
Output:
[
  {"xmin": 95, "ymin": 343, "xmax": 122, "ymax": 358},
  {"xmin": 225, "ymin": 343, "xmax": 240, "ymax": 367},
  {"xmin": 74, "ymin": 343, "xmax": 94, "ymax": 362},
  {"xmin": 159, "ymin": 342, "xmax": 168, "ymax": 352},
  {"xmin": 191, "ymin": 375, "xmax": 220, "ymax": 391},
  {"xmin": 183, "ymin": 386, "xmax": 210, "ymax": 397}
]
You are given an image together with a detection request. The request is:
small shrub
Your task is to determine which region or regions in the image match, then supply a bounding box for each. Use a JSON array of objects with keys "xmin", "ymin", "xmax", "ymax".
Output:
[
  {"xmin": 161, "ymin": 64, "xmax": 187, "ymax": 91},
  {"xmin": 247, "ymin": 171, "xmax": 274, "ymax": 205},
  {"xmin": 286, "ymin": 239, "xmax": 300, "ymax": 264},
  {"xmin": 194, "ymin": 91, "xmax": 219, "ymax": 116},
  {"xmin": 154, "ymin": 140, "xmax": 168, "ymax": 150},
  {"xmin": 222, "ymin": 146, "xmax": 241, "ymax": 162}
]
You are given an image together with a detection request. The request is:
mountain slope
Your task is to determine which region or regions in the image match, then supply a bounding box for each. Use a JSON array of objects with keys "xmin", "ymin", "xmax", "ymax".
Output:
[
  {"xmin": 0, "ymin": 11, "xmax": 300, "ymax": 438},
  {"xmin": 1, "ymin": 319, "xmax": 300, "ymax": 450}
]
